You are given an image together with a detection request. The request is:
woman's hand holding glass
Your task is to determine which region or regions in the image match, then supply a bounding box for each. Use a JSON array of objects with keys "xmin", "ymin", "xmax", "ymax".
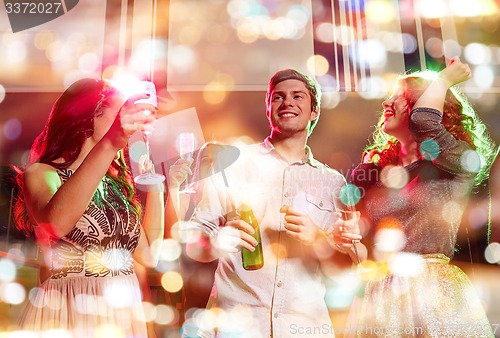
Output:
[
  {"xmin": 168, "ymin": 159, "xmax": 193, "ymax": 189},
  {"xmin": 105, "ymin": 93, "xmax": 156, "ymax": 150}
]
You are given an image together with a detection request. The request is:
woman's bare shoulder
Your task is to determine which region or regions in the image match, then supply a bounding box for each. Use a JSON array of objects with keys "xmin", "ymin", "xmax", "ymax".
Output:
[{"xmin": 24, "ymin": 163, "xmax": 62, "ymax": 191}]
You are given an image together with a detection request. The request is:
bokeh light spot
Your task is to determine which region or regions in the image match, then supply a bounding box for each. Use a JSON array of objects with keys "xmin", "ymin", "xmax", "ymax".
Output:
[
  {"xmin": 4, "ymin": 118, "xmax": 23, "ymax": 141},
  {"xmin": 161, "ymin": 271, "xmax": 184, "ymax": 293},
  {"xmin": 420, "ymin": 138, "xmax": 440, "ymax": 161},
  {"xmin": 388, "ymin": 252, "xmax": 425, "ymax": 277},
  {"xmin": 160, "ymin": 239, "xmax": 182, "ymax": 262},
  {"xmin": 1, "ymin": 282, "xmax": 26, "ymax": 305},
  {"xmin": 380, "ymin": 165, "xmax": 409, "ymax": 189},
  {"xmin": 484, "ymin": 242, "xmax": 500, "ymax": 264},
  {"xmin": 0, "ymin": 258, "xmax": 17, "ymax": 282},
  {"xmin": 461, "ymin": 149, "xmax": 481, "ymax": 173}
]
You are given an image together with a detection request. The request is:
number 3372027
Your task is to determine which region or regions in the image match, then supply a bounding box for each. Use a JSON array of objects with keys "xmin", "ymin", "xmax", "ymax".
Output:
[{"xmin": 5, "ymin": 2, "xmax": 63, "ymax": 14}]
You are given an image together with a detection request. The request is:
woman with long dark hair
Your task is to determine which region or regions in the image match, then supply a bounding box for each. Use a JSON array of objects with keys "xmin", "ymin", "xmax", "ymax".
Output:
[
  {"xmin": 13, "ymin": 78, "xmax": 164, "ymax": 336},
  {"xmin": 350, "ymin": 57, "xmax": 495, "ymax": 337}
]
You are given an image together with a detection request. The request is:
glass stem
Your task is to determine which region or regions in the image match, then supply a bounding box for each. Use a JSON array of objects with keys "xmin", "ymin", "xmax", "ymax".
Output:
[{"xmin": 143, "ymin": 131, "xmax": 152, "ymax": 173}]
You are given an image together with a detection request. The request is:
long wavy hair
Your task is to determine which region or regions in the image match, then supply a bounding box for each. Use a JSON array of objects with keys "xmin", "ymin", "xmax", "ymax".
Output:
[
  {"xmin": 362, "ymin": 71, "xmax": 496, "ymax": 187},
  {"xmin": 13, "ymin": 78, "xmax": 142, "ymax": 238}
]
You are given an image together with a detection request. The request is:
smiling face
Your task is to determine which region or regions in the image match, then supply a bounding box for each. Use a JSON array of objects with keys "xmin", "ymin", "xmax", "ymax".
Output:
[
  {"xmin": 381, "ymin": 88, "xmax": 413, "ymax": 141},
  {"xmin": 266, "ymin": 79, "xmax": 318, "ymax": 137}
]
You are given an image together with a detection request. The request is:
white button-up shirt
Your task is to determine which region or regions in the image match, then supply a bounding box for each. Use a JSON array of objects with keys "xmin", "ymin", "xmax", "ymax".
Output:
[{"xmin": 188, "ymin": 138, "xmax": 345, "ymax": 338}]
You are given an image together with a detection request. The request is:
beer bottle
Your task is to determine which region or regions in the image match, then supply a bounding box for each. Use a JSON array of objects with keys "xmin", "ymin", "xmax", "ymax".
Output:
[{"xmin": 239, "ymin": 203, "xmax": 264, "ymax": 270}]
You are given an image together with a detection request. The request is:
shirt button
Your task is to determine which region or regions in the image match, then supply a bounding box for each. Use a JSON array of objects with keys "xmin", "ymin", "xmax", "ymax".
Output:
[
  {"xmin": 284, "ymin": 192, "xmax": 290, "ymax": 197},
  {"xmin": 277, "ymin": 282, "xmax": 282, "ymax": 287},
  {"xmin": 274, "ymin": 313, "xmax": 279, "ymax": 318}
]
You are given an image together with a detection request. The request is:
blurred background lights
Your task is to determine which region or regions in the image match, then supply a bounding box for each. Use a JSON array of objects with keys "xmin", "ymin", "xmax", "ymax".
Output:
[
  {"xmin": 339, "ymin": 183, "xmax": 362, "ymax": 206},
  {"xmin": 467, "ymin": 206, "xmax": 488, "ymax": 230},
  {"xmin": 315, "ymin": 22, "xmax": 334, "ymax": 43},
  {"xmin": 354, "ymin": 39, "xmax": 387, "ymax": 70},
  {"xmin": 460, "ymin": 149, "xmax": 482, "ymax": 173},
  {"xmin": 334, "ymin": 25, "xmax": 355, "ymax": 46},
  {"xmin": 388, "ymin": 252, "xmax": 425, "ymax": 277},
  {"xmin": 484, "ymin": 242, "xmax": 500, "ymax": 264},
  {"xmin": 464, "ymin": 43, "xmax": 492, "ymax": 65},
  {"xmin": 425, "ymin": 37, "xmax": 444, "ymax": 59},
  {"xmin": 401, "ymin": 33, "xmax": 418, "ymax": 54},
  {"xmin": 450, "ymin": 0, "xmax": 499, "ymax": 17},
  {"xmin": 0, "ymin": 258, "xmax": 17, "ymax": 282},
  {"xmin": 154, "ymin": 304, "xmax": 177, "ymax": 325},
  {"xmin": 159, "ymin": 239, "xmax": 182, "ymax": 262},
  {"xmin": 3, "ymin": 118, "xmax": 22, "ymax": 141},
  {"xmin": 78, "ymin": 52, "xmax": 100, "ymax": 74},
  {"xmin": 443, "ymin": 39, "xmax": 462, "ymax": 60},
  {"xmin": 96, "ymin": 324, "xmax": 125, "ymax": 338},
  {"xmin": 325, "ymin": 271, "xmax": 361, "ymax": 309},
  {"xmin": 365, "ymin": 0, "xmax": 397, "ymax": 24},
  {"xmin": 1, "ymin": 282, "xmax": 26, "ymax": 305},
  {"xmin": 374, "ymin": 227, "xmax": 407, "ymax": 253},
  {"xmin": 420, "ymin": 138, "xmax": 440, "ymax": 161},
  {"xmin": 307, "ymin": 54, "xmax": 329, "ymax": 76},
  {"xmin": 5, "ymin": 39, "xmax": 27, "ymax": 65},
  {"xmin": 103, "ymin": 282, "xmax": 135, "ymax": 308},
  {"xmin": 168, "ymin": 45, "xmax": 197, "ymax": 72},
  {"xmin": 358, "ymin": 76, "xmax": 388, "ymax": 99},
  {"xmin": 161, "ymin": 271, "xmax": 183, "ymax": 293},
  {"xmin": 287, "ymin": 5, "xmax": 309, "ymax": 28},
  {"xmin": 320, "ymin": 90, "xmax": 341, "ymax": 109},
  {"xmin": 418, "ymin": 0, "xmax": 448, "ymax": 18},
  {"xmin": 380, "ymin": 165, "xmax": 409, "ymax": 189},
  {"xmin": 472, "ymin": 65, "xmax": 495, "ymax": 89},
  {"xmin": 42, "ymin": 329, "xmax": 73, "ymax": 338},
  {"xmin": 9, "ymin": 331, "xmax": 40, "ymax": 338},
  {"xmin": 102, "ymin": 248, "xmax": 131, "ymax": 271},
  {"xmin": 33, "ymin": 30, "xmax": 55, "ymax": 50},
  {"xmin": 133, "ymin": 301, "xmax": 157, "ymax": 323}
]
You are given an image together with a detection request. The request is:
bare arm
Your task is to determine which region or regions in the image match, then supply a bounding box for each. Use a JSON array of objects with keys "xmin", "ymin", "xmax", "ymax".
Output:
[
  {"xmin": 134, "ymin": 187, "xmax": 165, "ymax": 267},
  {"xmin": 24, "ymin": 94, "xmax": 155, "ymax": 239},
  {"xmin": 413, "ymin": 56, "xmax": 471, "ymax": 112},
  {"xmin": 24, "ymin": 139, "xmax": 123, "ymax": 238}
]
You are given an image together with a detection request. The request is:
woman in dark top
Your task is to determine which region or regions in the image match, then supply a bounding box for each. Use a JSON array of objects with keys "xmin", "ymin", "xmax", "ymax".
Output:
[{"xmin": 350, "ymin": 57, "xmax": 495, "ymax": 337}]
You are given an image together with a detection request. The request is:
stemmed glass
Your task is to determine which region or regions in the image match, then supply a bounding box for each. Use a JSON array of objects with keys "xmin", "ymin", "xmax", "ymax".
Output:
[
  {"xmin": 133, "ymin": 81, "xmax": 165, "ymax": 185},
  {"xmin": 178, "ymin": 132, "xmax": 195, "ymax": 193}
]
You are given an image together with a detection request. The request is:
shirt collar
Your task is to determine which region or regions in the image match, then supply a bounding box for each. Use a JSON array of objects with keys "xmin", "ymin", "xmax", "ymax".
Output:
[{"xmin": 260, "ymin": 137, "xmax": 321, "ymax": 168}]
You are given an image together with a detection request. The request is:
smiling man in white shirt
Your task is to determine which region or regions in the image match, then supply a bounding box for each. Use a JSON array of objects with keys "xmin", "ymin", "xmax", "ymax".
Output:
[{"xmin": 185, "ymin": 69, "xmax": 363, "ymax": 338}]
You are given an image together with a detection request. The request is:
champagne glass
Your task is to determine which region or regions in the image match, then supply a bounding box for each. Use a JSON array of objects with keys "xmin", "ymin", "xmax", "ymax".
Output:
[
  {"xmin": 333, "ymin": 182, "xmax": 360, "ymax": 264},
  {"xmin": 133, "ymin": 81, "xmax": 165, "ymax": 185},
  {"xmin": 178, "ymin": 132, "xmax": 195, "ymax": 193}
]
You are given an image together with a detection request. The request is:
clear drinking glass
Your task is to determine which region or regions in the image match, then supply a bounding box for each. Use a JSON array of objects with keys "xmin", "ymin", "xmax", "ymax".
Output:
[
  {"xmin": 133, "ymin": 81, "xmax": 165, "ymax": 185},
  {"xmin": 178, "ymin": 132, "xmax": 195, "ymax": 192},
  {"xmin": 333, "ymin": 181, "xmax": 360, "ymax": 263}
]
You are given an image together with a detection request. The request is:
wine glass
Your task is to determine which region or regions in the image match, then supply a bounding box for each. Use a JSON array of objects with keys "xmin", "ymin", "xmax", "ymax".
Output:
[
  {"xmin": 178, "ymin": 132, "xmax": 195, "ymax": 192},
  {"xmin": 333, "ymin": 181, "xmax": 360, "ymax": 263},
  {"xmin": 133, "ymin": 81, "xmax": 165, "ymax": 185}
]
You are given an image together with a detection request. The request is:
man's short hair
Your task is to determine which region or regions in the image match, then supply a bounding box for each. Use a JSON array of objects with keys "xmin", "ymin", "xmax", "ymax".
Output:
[{"xmin": 266, "ymin": 69, "xmax": 322, "ymax": 135}]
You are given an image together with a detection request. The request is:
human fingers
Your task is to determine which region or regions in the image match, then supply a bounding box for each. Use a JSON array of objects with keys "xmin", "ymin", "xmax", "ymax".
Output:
[
  {"xmin": 284, "ymin": 222, "xmax": 301, "ymax": 233},
  {"xmin": 279, "ymin": 205, "xmax": 301, "ymax": 216},
  {"xmin": 216, "ymin": 225, "xmax": 257, "ymax": 253},
  {"xmin": 442, "ymin": 57, "xmax": 471, "ymax": 84},
  {"xmin": 226, "ymin": 219, "xmax": 255, "ymax": 235},
  {"xmin": 283, "ymin": 214, "xmax": 302, "ymax": 225}
]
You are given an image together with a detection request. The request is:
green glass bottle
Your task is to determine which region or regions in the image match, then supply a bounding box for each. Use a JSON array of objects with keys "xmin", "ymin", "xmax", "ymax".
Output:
[{"xmin": 239, "ymin": 203, "xmax": 264, "ymax": 270}]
